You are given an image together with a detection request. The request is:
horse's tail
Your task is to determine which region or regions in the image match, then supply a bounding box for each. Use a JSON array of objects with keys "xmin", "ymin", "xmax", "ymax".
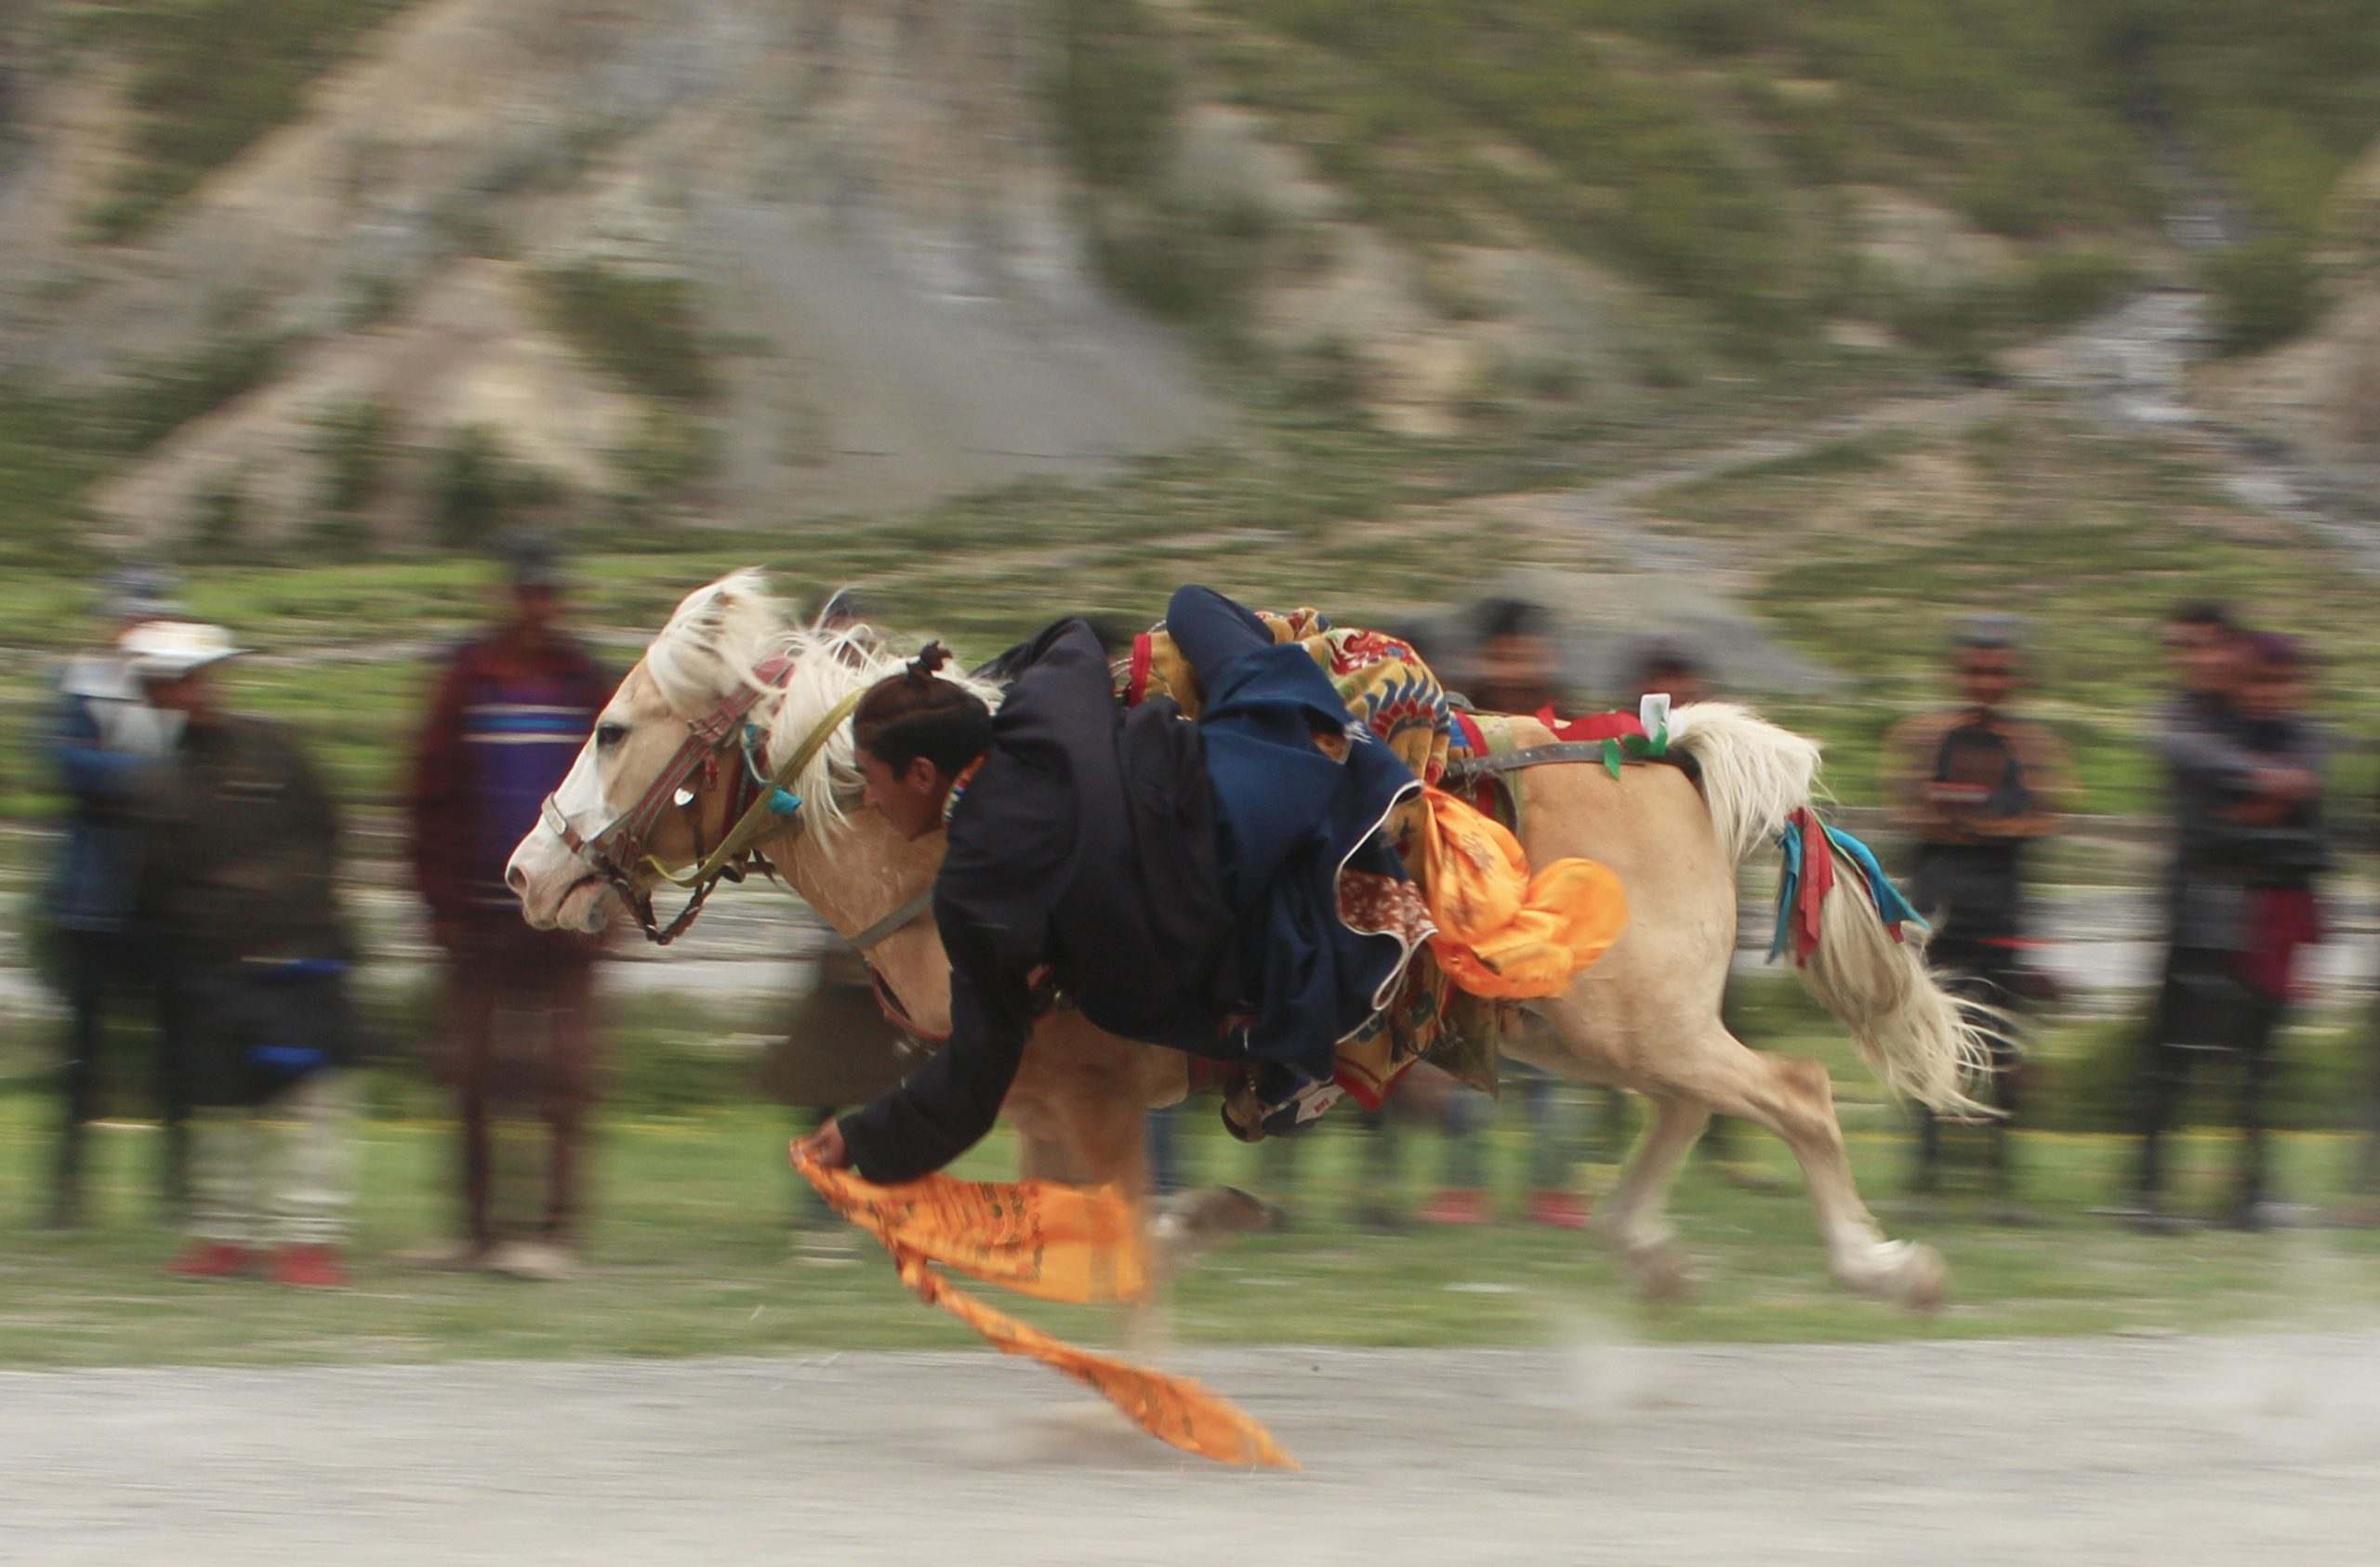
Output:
[{"xmin": 1665, "ymin": 703, "xmax": 1995, "ymax": 1115}]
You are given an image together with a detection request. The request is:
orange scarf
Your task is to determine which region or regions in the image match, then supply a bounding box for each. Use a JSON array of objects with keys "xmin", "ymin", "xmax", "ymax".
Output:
[
  {"xmin": 796, "ymin": 1155, "xmax": 1296, "ymax": 1468},
  {"xmin": 1419, "ymin": 786, "xmax": 1628, "ymax": 998}
]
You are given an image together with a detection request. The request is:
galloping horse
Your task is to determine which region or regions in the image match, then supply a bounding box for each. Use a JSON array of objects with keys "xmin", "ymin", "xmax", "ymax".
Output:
[{"xmin": 506, "ymin": 572, "xmax": 1989, "ymax": 1307}]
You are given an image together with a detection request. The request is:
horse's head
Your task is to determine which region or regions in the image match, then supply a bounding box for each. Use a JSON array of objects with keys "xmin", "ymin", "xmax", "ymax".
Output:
[{"xmin": 506, "ymin": 570, "xmax": 791, "ymax": 933}]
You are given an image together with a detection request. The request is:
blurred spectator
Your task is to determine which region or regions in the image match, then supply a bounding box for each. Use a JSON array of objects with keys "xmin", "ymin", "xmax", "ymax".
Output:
[
  {"xmin": 1628, "ymin": 637, "xmax": 1776, "ymax": 1190},
  {"xmin": 1633, "ymin": 639, "xmax": 1709, "ymax": 709},
  {"xmin": 131, "ymin": 622, "xmax": 357, "ymax": 1287},
  {"xmin": 404, "ymin": 532, "xmax": 611, "ymax": 1279},
  {"xmin": 2348, "ymin": 771, "xmax": 2380, "ymax": 1228},
  {"xmin": 2125, "ymin": 605, "xmax": 2325, "ymax": 1231},
  {"xmin": 1463, "ymin": 595, "xmax": 1559, "ymax": 716},
  {"xmin": 38, "ymin": 566, "xmax": 192, "ymax": 1229},
  {"xmin": 2213, "ymin": 633, "xmax": 2330, "ymax": 1228},
  {"xmin": 1423, "ymin": 596, "xmax": 1587, "ymax": 1228},
  {"xmin": 1882, "ymin": 615, "xmax": 2071, "ymax": 1213}
]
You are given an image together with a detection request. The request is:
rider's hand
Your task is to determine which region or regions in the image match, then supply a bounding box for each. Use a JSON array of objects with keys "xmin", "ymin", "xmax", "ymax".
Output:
[{"xmin": 794, "ymin": 1118, "xmax": 852, "ymax": 1171}]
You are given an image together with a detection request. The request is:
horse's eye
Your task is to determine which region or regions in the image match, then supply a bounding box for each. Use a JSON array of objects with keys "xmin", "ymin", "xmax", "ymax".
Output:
[{"xmin": 596, "ymin": 722, "xmax": 628, "ymax": 748}]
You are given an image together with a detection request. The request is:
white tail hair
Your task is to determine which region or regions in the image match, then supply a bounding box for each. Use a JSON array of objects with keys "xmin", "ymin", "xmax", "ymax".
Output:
[{"xmin": 1666, "ymin": 703, "xmax": 1996, "ymax": 1116}]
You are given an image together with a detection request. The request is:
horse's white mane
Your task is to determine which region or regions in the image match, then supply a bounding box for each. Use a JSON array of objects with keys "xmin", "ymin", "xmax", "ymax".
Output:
[{"xmin": 642, "ymin": 569, "xmax": 1003, "ymax": 839}]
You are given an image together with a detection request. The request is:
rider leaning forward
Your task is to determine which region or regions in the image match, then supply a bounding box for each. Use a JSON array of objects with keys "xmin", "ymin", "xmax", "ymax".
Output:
[{"xmin": 799, "ymin": 586, "xmax": 1422, "ymax": 1185}]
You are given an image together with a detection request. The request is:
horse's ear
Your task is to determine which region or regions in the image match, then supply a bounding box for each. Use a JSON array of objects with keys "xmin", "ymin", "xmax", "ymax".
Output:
[{"xmin": 690, "ymin": 583, "xmax": 738, "ymax": 636}]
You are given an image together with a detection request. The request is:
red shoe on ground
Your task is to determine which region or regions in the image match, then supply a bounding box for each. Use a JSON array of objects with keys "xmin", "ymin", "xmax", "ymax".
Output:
[
  {"xmin": 271, "ymin": 1244, "xmax": 350, "ymax": 1289},
  {"xmin": 166, "ymin": 1241, "xmax": 256, "ymax": 1280},
  {"xmin": 1418, "ymin": 1188, "xmax": 1489, "ymax": 1227},
  {"xmin": 1526, "ymin": 1189, "xmax": 1592, "ymax": 1231}
]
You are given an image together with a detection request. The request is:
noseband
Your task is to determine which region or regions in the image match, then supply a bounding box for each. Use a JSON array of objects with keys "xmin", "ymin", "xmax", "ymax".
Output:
[{"xmin": 540, "ymin": 655, "xmax": 866, "ymax": 945}]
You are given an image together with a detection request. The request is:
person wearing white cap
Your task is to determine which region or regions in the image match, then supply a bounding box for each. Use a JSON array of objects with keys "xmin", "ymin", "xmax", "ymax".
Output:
[
  {"xmin": 130, "ymin": 622, "xmax": 360, "ymax": 1288},
  {"xmin": 36, "ymin": 568, "xmax": 192, "ymax": 1230}
]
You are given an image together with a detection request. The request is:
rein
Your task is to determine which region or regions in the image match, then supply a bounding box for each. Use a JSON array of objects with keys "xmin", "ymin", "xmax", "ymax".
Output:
[{"xmin": 539, "ymin": 661, "xmax": 866, "ymax": 946}]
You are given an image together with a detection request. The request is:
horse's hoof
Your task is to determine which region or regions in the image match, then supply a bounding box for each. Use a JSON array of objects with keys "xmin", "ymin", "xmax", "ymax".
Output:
[
  {"xmin": 1219, "ymin": 1184, "xmax": 1289, "ymax": 1234},
  {"xmin": 1897, "ymin": 1244, "xmax": 1950, "ymax": 1313},
  {"xmin": 1153, "ymin": 1185, "xmax": 1279, "ymax": 1252},
  {"xmin": 1629, "ymin": 1242, "xmax": 1697, "ymax": 1304}
]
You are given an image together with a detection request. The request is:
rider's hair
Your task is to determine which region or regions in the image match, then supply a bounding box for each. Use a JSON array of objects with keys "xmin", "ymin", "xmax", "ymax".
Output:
[{"xmin": 853, "ymin": 642, "xmax": 993, "ymax": 776}]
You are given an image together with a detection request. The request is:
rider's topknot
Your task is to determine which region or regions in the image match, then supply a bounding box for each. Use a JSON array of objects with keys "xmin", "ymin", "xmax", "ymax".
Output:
[
  {"xmin": 856, "ymin": 647, "xmax": 990, "ymax": 776},
  {"xmin": 906, "ymin": 641, "xmax": 954, "ymax": 684}
]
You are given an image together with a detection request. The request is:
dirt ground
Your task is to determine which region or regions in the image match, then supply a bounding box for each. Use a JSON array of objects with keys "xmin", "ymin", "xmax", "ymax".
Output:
[{"xmin": 5, "ymin": 1333, "xmax": 2375, "ymax": 1565}]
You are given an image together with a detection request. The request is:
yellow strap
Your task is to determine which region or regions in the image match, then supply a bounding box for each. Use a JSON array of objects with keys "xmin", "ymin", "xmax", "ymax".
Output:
[{"xmin": 643, "ymin": 685, "xmax": 867, "ymax": 889}]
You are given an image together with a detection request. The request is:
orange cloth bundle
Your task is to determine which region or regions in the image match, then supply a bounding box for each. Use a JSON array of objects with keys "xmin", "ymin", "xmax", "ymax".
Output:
[
  {"xmin": 1419, "ymin": 786, "xmax": 1628, "ymax": 999},
  {"xmin": 797, "ymin": 1156, "xmax": 1297, "ymax": 1469}
]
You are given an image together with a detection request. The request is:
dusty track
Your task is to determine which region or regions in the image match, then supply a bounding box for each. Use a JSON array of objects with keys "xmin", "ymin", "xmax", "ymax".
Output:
[{"xmin": 5, "ymin": 1334, "xmax": 2374, "ymax": 1564}]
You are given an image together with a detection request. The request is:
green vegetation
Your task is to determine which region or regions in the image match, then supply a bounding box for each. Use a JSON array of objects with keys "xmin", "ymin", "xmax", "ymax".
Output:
[
  {"xmin": 532, "ymin": 264, "xmax": 718, "ymax": 405},
  {"xmin": 0, "ymin": 386, "xmax": 101, "ymax": 569},
  {"xmin": 310, "ymin": 397, "xmax": 395, "ymax": 543},
  {"xmin": 4, "ymin": 397, "xmax": 2371, "ymax": 817},
  {"xmin": 1207, "ymin": 0, "xmax": 1807, "ymax": 338},
  {"xmin": 1157, "ymin": 0, "xmax": 2380, "ymax": 363},
  {"xmin": 2148, "ymin": 1, "xmax": 2380, "ymax": 237},
  {"xmin": 426, "ymin": 424, "xmax": 562, "ymax": 549},
  {"xmin": 0, "ymin": 329, "xmax": 292, "ymax": 568},
  {"xmin": 3, "ymin": 1082, "xmax": 2374, "ymax": 1367},
  {"xmin": 1052, "ymin": 0, "xmax": 1181, "ymax": 194},
  {"xmin": 2202, "ymin": 236, "xmax": 2325, "ymax": 355},
  {"xmin": 1052, "ymin": 0, "xmax": 1274, "ymax": 343},
  {"xmin": 84, "ymin": 0, "xmax": 416, "ymax": 242}
]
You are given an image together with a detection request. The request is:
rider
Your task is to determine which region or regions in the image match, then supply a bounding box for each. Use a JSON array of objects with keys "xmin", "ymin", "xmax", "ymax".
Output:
[{"xmin": 799, "ymin": 586, "xmax": 1422, "ymax": 1185}]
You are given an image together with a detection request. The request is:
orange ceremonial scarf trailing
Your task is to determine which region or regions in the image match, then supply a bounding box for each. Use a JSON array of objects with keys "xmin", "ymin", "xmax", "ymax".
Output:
[{"xmin": 796, "ymin": 1156, "xmax": 1296, "ymax": 1469}]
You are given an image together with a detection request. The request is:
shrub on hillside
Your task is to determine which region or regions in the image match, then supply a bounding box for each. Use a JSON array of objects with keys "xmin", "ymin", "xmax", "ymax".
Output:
[
  {"xmin": 427, "ymin": 425, "xmax": 559, "ymax": 548},
  {"xmin": 86, "ymin": 0, "xmax": 413, "ymax": 242},
  {"xmin": 311, "ymin": 397, "xmax": 394, "ymax": 527},
  {"xmin": 2203, "ymin": 234, "xmax": 2324, "ymax": 355},
  {"xmin": 533, "ymin": 264, "xmax": 717, "ymax": 405}
]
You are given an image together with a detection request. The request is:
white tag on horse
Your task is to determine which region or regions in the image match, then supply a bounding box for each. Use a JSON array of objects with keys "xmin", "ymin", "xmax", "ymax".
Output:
[{"xmin": 672, "ymin": 786, "xmax": 697, "ymax": 808}]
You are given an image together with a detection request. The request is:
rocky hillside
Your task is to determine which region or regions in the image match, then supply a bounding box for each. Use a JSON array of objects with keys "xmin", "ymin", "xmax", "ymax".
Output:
[
  {"xmin": 1, "ymin": 0, "xmax": 2376, "ymax": 555},
  {"xmin": 0, "ymin": 0, "xmax": 1224, "ymax": 547}
]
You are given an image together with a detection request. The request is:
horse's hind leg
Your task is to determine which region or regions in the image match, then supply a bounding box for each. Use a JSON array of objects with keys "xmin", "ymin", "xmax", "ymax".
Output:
[
  {"xmin": 1702, "ymin": 1045, "xmax": 1946, "ymax": 1310},
  {"xmin": 1593, "ymin": 1094, "xmax": 1711, "ymax": 1301}
]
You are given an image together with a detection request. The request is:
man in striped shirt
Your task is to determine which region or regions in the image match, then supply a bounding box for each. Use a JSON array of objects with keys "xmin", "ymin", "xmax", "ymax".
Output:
[{"xmin": 405, "ymin": 533, "xmax": 611, "ymax": 1279}]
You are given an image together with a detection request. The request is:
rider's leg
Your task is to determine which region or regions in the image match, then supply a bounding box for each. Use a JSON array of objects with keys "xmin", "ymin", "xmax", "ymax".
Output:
[{"xmin": 1164, "ymin": 585, "xmax": 1274, "ymax": 691}]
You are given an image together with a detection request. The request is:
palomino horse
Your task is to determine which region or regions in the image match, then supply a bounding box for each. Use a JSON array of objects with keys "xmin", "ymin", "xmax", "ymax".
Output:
[{"xmin": 507, "ymin": 572, "xmax": 1989, "ymax": 1307}]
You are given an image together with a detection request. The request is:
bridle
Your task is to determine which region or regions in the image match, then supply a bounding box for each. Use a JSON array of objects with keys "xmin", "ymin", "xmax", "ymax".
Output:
[{"xmin": 539, "ymin": 654, "xmax": 886, "ymax": 946}]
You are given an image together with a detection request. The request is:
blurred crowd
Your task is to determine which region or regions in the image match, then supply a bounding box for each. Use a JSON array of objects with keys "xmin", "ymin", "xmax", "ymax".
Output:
[
  {"xmin": 26, "ymin": 546, "xmax": 2380, "ymax": 1288},
  {"xmin": 35, "ymin": 534, "xmax": 612, "ymax": 1284}
]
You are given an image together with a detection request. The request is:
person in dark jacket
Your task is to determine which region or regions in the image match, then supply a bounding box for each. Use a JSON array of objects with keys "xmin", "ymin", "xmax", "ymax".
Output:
[
  {"xmin": 2208, "ymin": 633, "xmax": 2329, "ymax": 1228},
  {"xmin": 2125, "ymin": 605, "xmax": 2323, "ymax": 1230},
  {"xmin": 403, "ymin": 532, "xmax": 612, "ymax": 1279},
  {"xmin": 1883, "ymin": 615, "xmax": 2071, "ymax": 1212},
  {"xmin": 37, "ymin": 567, "xmax": 192, "ymax": 1228},
  {"xmin": 130, "ymin": 621, "xmax": 358, "ymax": 1287},
  {"xmin": 799, "ymin": 586, "xmax": 1423, "ymax": 1186}
]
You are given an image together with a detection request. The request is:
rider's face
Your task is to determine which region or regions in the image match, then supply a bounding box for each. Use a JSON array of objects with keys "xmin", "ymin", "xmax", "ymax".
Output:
[{"xmin": 858, "ymin": 749, "xmax": 951, "ymax": 840}]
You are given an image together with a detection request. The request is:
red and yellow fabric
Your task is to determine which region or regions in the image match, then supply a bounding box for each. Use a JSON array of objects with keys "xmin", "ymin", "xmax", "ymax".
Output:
[
  {"xmin": 796, "ymin": 1155, "xmax": 1297, "ymax": 1470},
  {"xmin": 1125, "ymin": 609, "xmax": 1452, "ymax": 789}
]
